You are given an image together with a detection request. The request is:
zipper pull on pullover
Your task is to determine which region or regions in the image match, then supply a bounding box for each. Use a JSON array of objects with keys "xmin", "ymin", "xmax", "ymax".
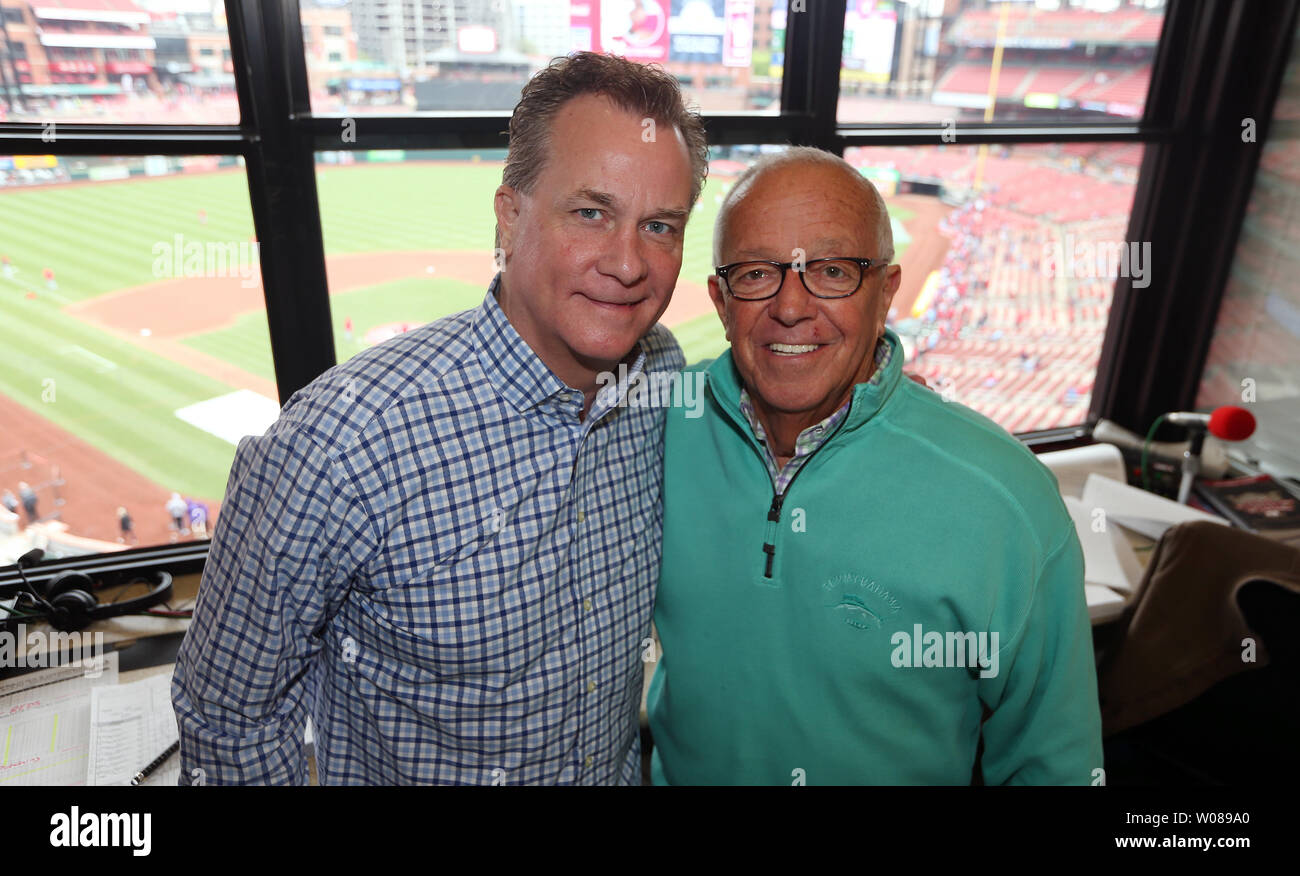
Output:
[{"xmin": 763, "ymin": 492, "xmax": 784, "ymax": 578}]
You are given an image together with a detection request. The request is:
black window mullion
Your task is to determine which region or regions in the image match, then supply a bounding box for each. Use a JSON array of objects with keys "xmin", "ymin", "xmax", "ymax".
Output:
[
  {"xmin": 230, "ymin": 0, "xmax": 334, "ymax": 405},
  {"xmin": 781, "ymin": 0, "xmax": 846, "ymax": 151},
  {"xmin": 279, "ymin": 0, "xmax": 313, "ymax": 118},
  {"xmin": 0, "ymin": 124, "xmax": 247, "ymax": 154},
  {"xmin": 837, "ymin": 123, "xmax": 1160, "ymax": 147}
]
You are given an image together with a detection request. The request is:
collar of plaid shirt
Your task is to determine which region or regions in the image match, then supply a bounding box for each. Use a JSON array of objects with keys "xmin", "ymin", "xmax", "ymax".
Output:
[
  {"xmin": 479, "ymin": 282, "xmax": 650, "ymax": 421},
  {"xmin": 172, "ymin": 275, "xmax": 684, "ymax": 786},
  {"xmin": 738, "ymin": 335, "xmax": 892, "ymax": 495}
]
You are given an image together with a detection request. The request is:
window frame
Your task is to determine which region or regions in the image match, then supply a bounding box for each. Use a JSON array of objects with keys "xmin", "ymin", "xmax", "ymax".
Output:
[{"xmin": 0, "ymin": 0, "xmax": 1295, "ymax": 586}]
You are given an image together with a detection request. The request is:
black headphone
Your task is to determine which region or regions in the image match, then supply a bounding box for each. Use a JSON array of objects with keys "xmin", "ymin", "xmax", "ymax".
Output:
[{"xmin": 35, "ymin": 570, "xmax": 174, "ymax": 633}]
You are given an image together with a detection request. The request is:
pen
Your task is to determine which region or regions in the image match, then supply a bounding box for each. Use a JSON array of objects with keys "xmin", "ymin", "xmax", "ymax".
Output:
[{"xmin": 130, "ymin": 740, "xmax": 179, "ymax": 786}]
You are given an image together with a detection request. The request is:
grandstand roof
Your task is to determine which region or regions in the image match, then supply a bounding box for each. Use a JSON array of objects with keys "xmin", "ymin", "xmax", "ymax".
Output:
[
  {"xmin": 946, "ymin": 8, "xmax": 1165, "ymax": 48},
  {"xmin": 30, "ymin": 0, "xmax": 149, "ymax": 25}
]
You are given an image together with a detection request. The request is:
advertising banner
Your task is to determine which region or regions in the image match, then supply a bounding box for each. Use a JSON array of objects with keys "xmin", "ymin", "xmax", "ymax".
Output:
[
  {"xmin": 601, "ymin": 0, "xmax": 671, "ymax": 62},
  {"xmin": 722, "ymin": 0, "xmax": 754, "ymax": 68}
]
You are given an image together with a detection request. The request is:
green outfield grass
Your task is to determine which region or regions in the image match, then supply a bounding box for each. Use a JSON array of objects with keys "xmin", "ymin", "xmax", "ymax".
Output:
[
  {"xmin": 0, "ymin": 170, "xmax": 257, "ymax": 303},
  {"xmin": 183, "ymin": 275, "xmax": 489, "ymax": 383},
  {"xmin": 0, "ymin": 170, "xmax": 261, "ymax": 500},
  {"xmin": 0, "ymin": 284, "xmax": 247, "ymax": 500},
  {"xmin": 313, "ymin": 159, "xmax": 730, "ymax": 299},
  {"xmin": 0, "ymin": 161, "xmax": 914, "ymax": 502},
  {"xmin": 673, "ymin": 311, "xmax": 728, "ymax": 366},
  {"xmin": 184, "ymin": 274, "xmax": 730, "ymax": 382}
]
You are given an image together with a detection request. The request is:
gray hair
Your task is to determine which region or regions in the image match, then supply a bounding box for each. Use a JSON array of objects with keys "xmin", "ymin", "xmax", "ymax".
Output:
[{"xmin": 712, "ymin": 146, "xmax": 895, "ymax": 267}]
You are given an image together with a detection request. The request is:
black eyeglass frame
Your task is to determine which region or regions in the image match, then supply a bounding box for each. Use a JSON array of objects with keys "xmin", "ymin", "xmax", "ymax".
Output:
[{"xmin": 714, "ymin": 257, "xmax": 891, "ymax": 300}]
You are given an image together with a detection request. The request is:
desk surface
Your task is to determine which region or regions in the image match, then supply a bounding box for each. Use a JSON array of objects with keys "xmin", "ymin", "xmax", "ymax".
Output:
[{"xmin": 120, "ymin": 661, "xmax": 320, "ymax": 786}]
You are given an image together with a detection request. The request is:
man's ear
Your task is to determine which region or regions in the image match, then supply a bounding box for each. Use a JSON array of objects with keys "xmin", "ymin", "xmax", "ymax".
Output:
[
  {"xmin": 878, "ymin": 265, "xmax": 902, "ymax": 334},
  {"xmin": 707, "ymin": 275, "xmax": 731, "ymax": 342},
  {"xmin": 494, "ymin": 184, "xmax": 521, "ymax": 256}
]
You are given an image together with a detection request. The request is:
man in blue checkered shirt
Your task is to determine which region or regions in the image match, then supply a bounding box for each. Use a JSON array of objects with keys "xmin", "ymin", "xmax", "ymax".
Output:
[{"xmin": 171, "ymin": 53, "xmax": 709, "ymax": 784}]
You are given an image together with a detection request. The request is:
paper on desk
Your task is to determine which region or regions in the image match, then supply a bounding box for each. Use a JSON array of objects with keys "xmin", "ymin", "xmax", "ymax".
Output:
[
  {"xmin": 1081, "ymin": 472, "xmax": 1227, "ymax": 540},
  {"xmin": 86, "ymin": 672, "xmax": 179, "ymax": 787},
  {"xmin": 1084, "ymin": 584, "xmax": 1126, "ymax": 623},
  {"xmin": 1040, "ymin": 443, "xmax": 1128, "ymax": 500},
  {"xmin": 0, "ymin": 652, "xmax": 119, "ymax": 786},
  {"xmin": 1064, "ymin": 495, "xmax": 1145, "ymax": 595}
]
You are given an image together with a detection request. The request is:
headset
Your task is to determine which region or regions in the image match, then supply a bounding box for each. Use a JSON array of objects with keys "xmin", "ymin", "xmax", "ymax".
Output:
[
  {"xmin": 35, "ymin": 570, "xmax": 175, "ymax": 633},
  {"xmin": 2, "ymin": 551, "xmax": 176, "ymax": 633}
]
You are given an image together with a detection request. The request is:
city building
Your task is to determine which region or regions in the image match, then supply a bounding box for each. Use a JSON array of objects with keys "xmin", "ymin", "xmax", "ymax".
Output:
[
  {"xmin": 0, "ymin": 0, "xmax": 156, "ymax": 93},
  {"xmin": 511, "ymin": 0, "xmax": 569, "ymax": 59},
  {"xmin": 301, "ymin": 1, "xmax": 359, "ymax": 95},
  {"xmin": 349, "ymin": 0, "xmax": 511, "ymax": 73}
]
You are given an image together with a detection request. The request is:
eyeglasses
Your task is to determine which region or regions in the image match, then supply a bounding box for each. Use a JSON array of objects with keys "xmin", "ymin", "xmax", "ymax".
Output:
[{"xmin": 714, "ymin": 257, "xmax": 889, "ymax": 301}]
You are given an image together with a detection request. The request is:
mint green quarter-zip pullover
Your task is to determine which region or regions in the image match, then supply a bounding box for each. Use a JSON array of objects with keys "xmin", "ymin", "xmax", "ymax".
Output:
[{"xmin": 648, "ymin": 329, "xmax": 1103, "ymax": 785}]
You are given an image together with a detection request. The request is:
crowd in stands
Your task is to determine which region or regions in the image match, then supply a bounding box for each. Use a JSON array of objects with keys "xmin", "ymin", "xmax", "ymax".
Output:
[{"xmin": 853, "ymin": 144, "xmax": 1143, "ymax": 434}]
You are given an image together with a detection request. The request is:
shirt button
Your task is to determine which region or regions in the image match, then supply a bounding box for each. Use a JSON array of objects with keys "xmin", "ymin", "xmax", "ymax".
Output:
[
  {"xmin": 577, "ymin": 510, "xmax": 586, "ymax": 523},
  {"xmin": 586, "ymin": 680, "xmax": 596, "ymax": 693},
  {"xmin": 583, "ymin": 598, "xmax": 592, "ymax": 612},
  {"xmin": 585, "ymin": 755, "xmax": 594, "ymax": 768}
]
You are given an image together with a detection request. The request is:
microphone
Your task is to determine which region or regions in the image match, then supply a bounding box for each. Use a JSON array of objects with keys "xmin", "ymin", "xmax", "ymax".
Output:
[
  {"xmin": 5, "ymin": 547, "xmax": 55, "ymax": 622},
  {"xmin": 1092, "ymin": 419, "xmax": 1231, "ymax": 478},
  {"xmin": 1166, "ymin": 406, "xmax": 1257, "ymax": 441},
  {"xmin": 1165, "ymin": 406, "xmax": 1257, "ymax": 504},
  {"xmin": 16, "ymin": 548, "xmax": 45, "ymax": 569}
]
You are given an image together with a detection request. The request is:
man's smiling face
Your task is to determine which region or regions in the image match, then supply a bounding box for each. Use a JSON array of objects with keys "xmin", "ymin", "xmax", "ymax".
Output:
[
  {"xmin": 494, "ymin": 93, "xmax": 694, "ymax": 384},
  {"xmin": 709, "ymin": 161, "xmax": 901, "ymax": 426}
]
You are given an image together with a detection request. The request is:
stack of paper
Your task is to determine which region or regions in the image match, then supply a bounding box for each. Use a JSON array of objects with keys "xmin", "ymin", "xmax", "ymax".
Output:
[
  {"xmin": 1081, "ymin": 473, "xmax": 1227, "ymax": 540},
  {"xmin": 0, "ymin": 653, "xmax": 119, "ymax": 786},
  {"xmin": 1063, "ymin": 495, "xmax": 1142, "ymax": 623},
  {"xmin": 86, "ymin": 673, "xmax": 179, "ymax": 786},
  {"xmin": 1039, "ymin": 443, "xmax": 1128, "ymax": 500}
]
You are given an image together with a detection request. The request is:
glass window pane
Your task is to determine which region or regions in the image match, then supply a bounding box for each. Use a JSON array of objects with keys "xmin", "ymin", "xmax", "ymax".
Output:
[
  {"xmin": 838, "ymin": 0, "xmax": 1166, "ymax": 124},
  {"xmin": 313, "ymin": 146, "xmax": 748, "ymax": 367},
  {"xmin": 0, "ymin": 0, "xmax": 239, "ymax": 124},
  {"xmin": 0, "ymin": 155, "xmax": 270, "ymax": 560},
  {"xmin": 314, "ymin": 151, "xmax": 504, "ymax": 361},
  {"xmin": 316, "ymin": 141, "xmax": 1141, "ymax": 436},
  {"xmin": 1196, "ymin": 19, "xmax": 1300, "ymax": 476},
  {"xmin": 302, "ymin": 1, "xmax": 778, "ymax": 115},
  {"xmin": 844, "ymin": 141, "xmax": 1144, "ymax": 434}
]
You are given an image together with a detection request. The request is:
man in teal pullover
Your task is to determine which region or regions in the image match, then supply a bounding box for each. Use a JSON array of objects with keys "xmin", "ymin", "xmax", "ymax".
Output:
[{"xmin": 647, "ymin": 148, "xmax": 1104, "ymax": 785}]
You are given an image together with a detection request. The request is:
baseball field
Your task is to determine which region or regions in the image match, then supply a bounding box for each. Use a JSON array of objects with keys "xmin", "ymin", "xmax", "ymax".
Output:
[{"xmin": 0, "ymin": 160, "xmax": 941, "ymax": 546}]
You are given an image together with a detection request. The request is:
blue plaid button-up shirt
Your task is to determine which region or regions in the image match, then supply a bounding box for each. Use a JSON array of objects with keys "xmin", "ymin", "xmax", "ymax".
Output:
[{"xmin": 172, "ymin": 275, "xmax": 684, "ymax": 784}]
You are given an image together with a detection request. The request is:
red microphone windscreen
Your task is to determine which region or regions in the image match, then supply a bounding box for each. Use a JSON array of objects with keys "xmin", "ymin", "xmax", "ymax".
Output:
[{"xmin": 1208, "ymin": 406, "xmax": 1256, "ymax": 441}]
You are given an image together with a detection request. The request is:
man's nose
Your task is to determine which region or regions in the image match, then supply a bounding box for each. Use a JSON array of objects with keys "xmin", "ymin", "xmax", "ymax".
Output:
[
  {"xmin": 598, "ymin": 225, "xmax": 649, "ymax": 286},
  {"xmin": 768, "ymin": 266, "xmax": 816, "ymax": 324}
]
